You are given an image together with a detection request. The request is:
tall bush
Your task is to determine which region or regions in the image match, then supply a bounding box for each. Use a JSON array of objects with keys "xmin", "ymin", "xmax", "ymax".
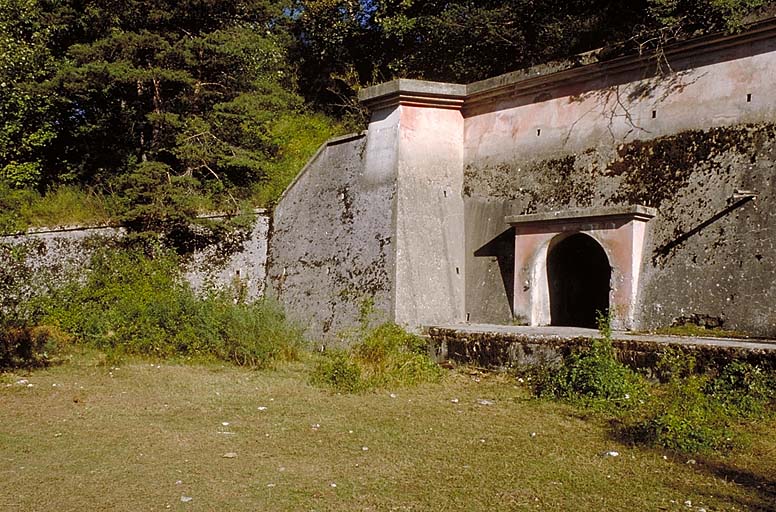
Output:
[{"xmin": 44, "ymin": 245, "xmax": 304, "ymax": 367}]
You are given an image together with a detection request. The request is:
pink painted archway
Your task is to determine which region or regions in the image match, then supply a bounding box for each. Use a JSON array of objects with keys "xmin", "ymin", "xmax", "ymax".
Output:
[{"xmin": 505, "ymin": 205, "xmax": 656, "ymax": 330}]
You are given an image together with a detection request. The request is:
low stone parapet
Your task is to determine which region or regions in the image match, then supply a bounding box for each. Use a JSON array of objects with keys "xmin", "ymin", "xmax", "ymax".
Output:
[{"xmin": 426, "ymin": 324, "xmax": 776, "ymax": 376}]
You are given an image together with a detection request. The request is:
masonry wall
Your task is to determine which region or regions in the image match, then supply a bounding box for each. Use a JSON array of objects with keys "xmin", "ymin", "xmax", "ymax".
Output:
[
  {"xmin": 393, "ymin": 105, "xmax": 466, "ymax": 328},
  {"xmin": 0, "ymin": 213, "xmax": 270, "ymax": 306},
  {"xmin": 462, "ymin": 35, "xmax": 776, "ymax": 336},
  {"xmin": 266, "ymin": 133, "xmax": 396, "ymax": 342}
]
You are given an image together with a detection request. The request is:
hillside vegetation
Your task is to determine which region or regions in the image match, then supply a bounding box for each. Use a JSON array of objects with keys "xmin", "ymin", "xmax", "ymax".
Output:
[{"xmin": 1, "ymin": 0, "xmax": 768, "ymax": 237}]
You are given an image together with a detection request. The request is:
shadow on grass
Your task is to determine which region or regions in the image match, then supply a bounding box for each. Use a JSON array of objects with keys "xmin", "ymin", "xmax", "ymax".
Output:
[
  {"xmin": 608, "ymin": 419, "xmax": 776, "ymax": 511},
  {"xmin": 690, "ymin": 461, "xmax": 776, "ymax": 512}
]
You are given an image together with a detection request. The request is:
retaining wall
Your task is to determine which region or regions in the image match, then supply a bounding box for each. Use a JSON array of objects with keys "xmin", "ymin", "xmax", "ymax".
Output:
[
  {"xmin": 0, "ymin": 212, "xmax": 270, "ymax": 305},
  {"xmin": 266, "ymin": 133, "xmax": 396, "ymax": 342}
]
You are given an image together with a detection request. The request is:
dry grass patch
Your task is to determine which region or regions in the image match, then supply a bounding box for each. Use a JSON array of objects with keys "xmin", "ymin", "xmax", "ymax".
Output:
[{"xmin": 1, "ymin": 352, "xmax": 775, "ymax": 511}]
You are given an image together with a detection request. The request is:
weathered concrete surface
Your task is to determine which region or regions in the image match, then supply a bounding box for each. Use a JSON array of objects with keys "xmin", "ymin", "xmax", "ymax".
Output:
[
  {"xmin": 458, "ymin": 26, "xmax": 776, "ymax": 337},
  {"xmin": 1, "ymin": 213, "xmax": 270, "ymax": 304},
  {"xmin": 272, "ymin": 20, "xmax": 776, "ymax": 340},
  {"xmin": 466, "ymin": 123, "xmax": 776, "ymax": 336},
  {"xmin": 183, "ymin": 213, "xmax": 269, "ymax": 301},
  {"xmin": 394, "ymin": 105, "xmax": 466, "ymax": 328},
  {"xmin": 266, "ymin": 133, "xmax": 396, "ymax": 341},
  {"xmin": 0, "ymin": 226, "xmax": 125, "ymax": 305},
  {"xmin": 427, "ymin": 324, "xmax": 776, "ymax": 374},
  {"xmin": 464, "ymin": 197, "xmax": 516, "ymax": 324}
]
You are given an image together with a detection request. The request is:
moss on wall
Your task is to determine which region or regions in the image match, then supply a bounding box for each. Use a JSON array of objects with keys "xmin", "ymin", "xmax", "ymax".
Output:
[
  {"xmin": 606, "ymin": 123, "xmax": 776, "ymax": 208},
  {"xmin": 464, "ymin": 122, "xmax": 776, "ymax": 336}
]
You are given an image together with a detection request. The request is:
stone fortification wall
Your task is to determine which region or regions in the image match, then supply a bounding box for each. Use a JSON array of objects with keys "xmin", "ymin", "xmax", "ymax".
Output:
[
  {"xmin": 462, "ymin": 27, "xmax": 776, "ymax": 336},
  {"xmin": 14, "ymin": 22, "xmax": 774, "ymax": 342},
  {"xmin": 0, "ymin": 212, "xmax": 270, "ymax": 304},
  {"xmin": 266, "ymin": 133, "xmax": 396, "ymax": 342},
  {"xmin": 267, "ymin": 100, "xmax": 468, "ymax": 341},
  {"xmin": 183, "ymin": 214, "xmax": 269, "ymax": 301}
]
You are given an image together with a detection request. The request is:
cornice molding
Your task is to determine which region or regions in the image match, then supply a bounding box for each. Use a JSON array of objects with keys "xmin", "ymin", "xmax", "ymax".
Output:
[
  {"xmin": 357, "ymin": 79, "xmax": 467, "ymax": 111},
  {"xmin": 357, "ymin": 17, "xmax": 776, "ymax": 115}
]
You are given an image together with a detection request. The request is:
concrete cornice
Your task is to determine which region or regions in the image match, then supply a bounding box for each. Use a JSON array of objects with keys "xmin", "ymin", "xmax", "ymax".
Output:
[
  {"xmin": 0, "ymin": 209, "xmax": 271, "ymax": 237},
  {"xmin": 505, "ymin": 205, "xmax": 658, "ymax": 226},
  {"xmin": 357, "ymin": 78, "xmax": 467, "ymax": 111},
  {"xmin": 358, "ymin": 17, "xmax": 776, "ymax": 114}
]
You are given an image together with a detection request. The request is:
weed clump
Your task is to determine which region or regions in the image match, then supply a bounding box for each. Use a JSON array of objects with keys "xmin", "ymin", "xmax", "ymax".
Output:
[
  {"xmin": 523, "ymin": 313, "xmax": 775, "ymax": 455},
  {"xmin": 42, "ymin": 246, "xmax": 303, "ymax": 367},
  {"xmin": 310, "ymin": 350, "xmax": 363, "ymax": 393},
  {"xmin": 528, "ymin": 312, "xmax": 645, "ymax": 411},
  {"xmin": 0, "ymin": 324, "xmax": 70, "ymax": 369},
  {"xmin": 629, "ymin": 375, "xmax": 736, "ymax": 453},
  {"xmin": 625, "ymin": 358, "xmax": 775, "ymax": 453},
  {"xmin": 708, "ymin": 360, "xmax": 774, "ymax": 416},
  {"xmin": 311, "ymin": 322, "xmax": 443, "ymax": 393}
]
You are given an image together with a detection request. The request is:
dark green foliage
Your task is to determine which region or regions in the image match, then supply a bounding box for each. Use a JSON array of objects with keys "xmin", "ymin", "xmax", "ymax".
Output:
[
  {"xmin": 707, "ymin": 361, "xmax": 775, "ymax": 416},
  {"xmin": 631, "ymin": 375, "xmax": 736, "ymax": 453},
  {"xmin": 529, "ymin": 338, "xmax": 646, "ymax": 411},
  {"xmin": 534, "ymin": 346, "xmax": 776, "ymax": 453},
  {"xmin": 2, "ymin": 0, "xmax": 765, "ymax": 235},
  {"xmin": 293, "ymin": 0, "xmax": 767, "ymax": 116},
  {"xmin": 0, "ymin": 0, "xmax": 342, "ymax": 241},
  {"xmin": 0, "ymin": 324, "xmax": 70, "ymax": 370},
  {"xmin": 647, "ymin": 0, "xmax": 767, "ymax": 34},
  {"xmin": 43, "ymin": 246, "xmax": 304, "ymax": 367},
  {"xmin": 524, "ymin": 314, "xmax": 775, "ymax": 454},
  {"xmin": 528, "ymin": 312, "xmax": 646, "ymax": 410},
  {"xmin": 0, "ymin": 0, "xmax": 61, "ymax": 189},
  {"xmin": 626, "ymin": 362, "xmax": 774, "ymax": 454},
  {"xmin": 311, "ymin": 322, "xmax": 443, "ymax": 393},
  {"xmin": 310, "ymin": 349, "xmax": 363, "ymax": 393}
]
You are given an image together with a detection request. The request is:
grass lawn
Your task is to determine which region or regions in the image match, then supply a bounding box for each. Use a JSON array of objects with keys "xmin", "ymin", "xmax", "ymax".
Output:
[{"xmin": 1, "ymin": 351, "xmax": 774, "ymax": 511}]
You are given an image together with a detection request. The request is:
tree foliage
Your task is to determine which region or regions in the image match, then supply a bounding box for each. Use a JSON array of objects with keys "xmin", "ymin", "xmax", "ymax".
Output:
[
  {"xmin": 292, "ymin": 0, "xmax": 769, "ymax": 114},
  {"xmin": 0, "ymin": 0, "xmax": 60, "ymax": 188},
  {"xmin": 1, "ymin": 0, "xmax": 769, "ymax": 240},
  {"xmin": 0, "ymin": 0, "xmax": 342, "ymax": 243}
]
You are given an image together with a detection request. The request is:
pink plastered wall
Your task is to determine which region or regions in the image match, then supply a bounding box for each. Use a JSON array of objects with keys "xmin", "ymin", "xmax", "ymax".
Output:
[
  {"xmin": 393, "ymin": 104, "xmax": 467, "ymax": 327},
  {"xmin": 512, "ymin": 215, "xmax": 651, "ymax": 329},
  {"xmin": 463, "ymin": 50, "xmax": 776, "ymax": 168}
]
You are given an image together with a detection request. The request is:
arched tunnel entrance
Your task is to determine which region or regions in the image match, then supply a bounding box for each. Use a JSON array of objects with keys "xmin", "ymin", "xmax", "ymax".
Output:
[{"xmin": 547, "ymin": 233, "xmax": 611, "ymax": 328}]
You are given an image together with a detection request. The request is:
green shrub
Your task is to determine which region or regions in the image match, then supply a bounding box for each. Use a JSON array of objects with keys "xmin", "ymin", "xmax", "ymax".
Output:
[
  {"xmin": 355, "ymin": 323, "xmax": 442, "ymax": 387},
  {"xmin": 43, "ymin": 246, "xmax": 303, "ymax": 367},
  {"xmin": 706, "ymin": 361, "xmax": 774, "ymax": 417},
  {"xmin": 528, "ymin": 313, "xmax": 645, "ymax": 410},
  {"xmin": 311, "ymin": 322, "xmax": 443, "ymax": 393},
  {"xmin": 206, "ymin": 295, "xmax": 305, "ymax": 367},
  {"xmin": 524, "ymin": 316, "xmax": 775, "ymax": 455},
  {"xmin": 529, "ymin": 338, "xmax": 646, "ymax": 410},
  {"xmin": 655, "ymin": 346, "xmax": 696, "ymax": 382},
  {"xmin": 628, "ymin": 375, "xmax": 735, "ymax": 453},
  {"xmin": 310, "ymin": 350, "xmax": 363, "ymax": 393},
  {"xmin": 622, "ymin": 361, "xmax": 774, "ymax": 454}
]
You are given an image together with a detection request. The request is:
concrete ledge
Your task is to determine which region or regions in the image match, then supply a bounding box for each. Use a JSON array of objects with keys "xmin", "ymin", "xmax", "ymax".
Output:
[
  {"xmin": 426, "ymin": 324, "xmax": 776, "ymax": 376},
  {"xmin": 326, "ymin": 131, "xmax": 368, "ymax": 147},
  {"xmin": 505, "ymin": 205, "xmax": 657, "ymax": 226},
  {"xmin": 0, "ymin": 209, "xmax": 270, "ymax": 237},
  {"xmin": 358, "ymin": 79, "xmax": 467, "ymax": 111}
]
